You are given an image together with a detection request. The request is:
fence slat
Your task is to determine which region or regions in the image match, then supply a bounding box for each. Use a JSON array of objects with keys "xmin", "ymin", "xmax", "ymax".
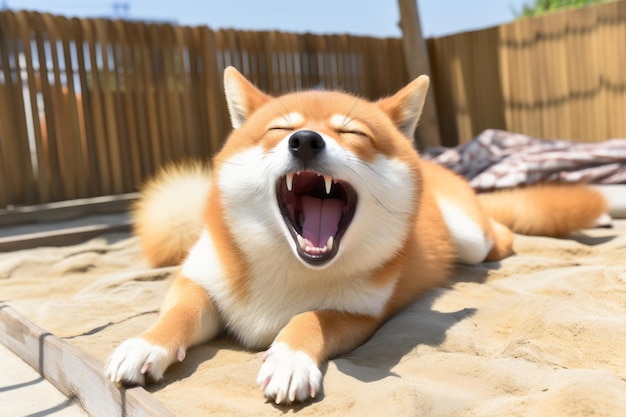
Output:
[
  {"xmin": 113, "ymin": 19, "xmax": 141, "ymax": 187},
  {"xmin": 199, "ymin": 26, "xmax": 227, "ymax": 154},
  {"xmin": 71, "ymin": 17, "xmax": 99, "ymax": 196},
  {"xmin": 5, "ymin": 12, "xmax": 37, "ymax": 203},
  {"xmin": 0, "ymin": 12, "xmax": 33, "ymax": 205}
]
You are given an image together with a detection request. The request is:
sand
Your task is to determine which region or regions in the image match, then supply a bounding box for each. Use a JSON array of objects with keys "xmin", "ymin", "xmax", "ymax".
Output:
[{"xmin": 0, "ymin": 222, "xmax": 625, "ymax": 416}]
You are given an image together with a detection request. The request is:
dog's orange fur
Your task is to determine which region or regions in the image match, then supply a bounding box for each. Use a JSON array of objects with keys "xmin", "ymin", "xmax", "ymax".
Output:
[
  {"xmin": 478, "ymin": 184, "xmax": 608, "ymax": 237},
  {"xmin": 133, "ymin": 162, "xmax": 211, "ymax": 266},
  {"xmin": 109, "ymin": 67, "xmax": 609, "ymax": 404}
]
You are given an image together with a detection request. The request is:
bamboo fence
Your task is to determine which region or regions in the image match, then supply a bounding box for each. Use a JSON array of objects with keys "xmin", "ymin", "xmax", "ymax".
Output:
[{"xmin": 428, "ymin": 0, "xmax": 626, "ymax": 146}]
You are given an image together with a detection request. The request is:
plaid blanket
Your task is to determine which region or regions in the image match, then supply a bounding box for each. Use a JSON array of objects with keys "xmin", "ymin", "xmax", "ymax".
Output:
[{"xmin": 422, "ymin": 129, "xmax": 626, "ymax": 192}]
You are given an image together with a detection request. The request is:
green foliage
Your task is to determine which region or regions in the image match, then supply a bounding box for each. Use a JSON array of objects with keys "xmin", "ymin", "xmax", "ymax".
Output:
[{"xmin": 513, "ymin": 0, "xmax": 611, "ymax": 18}]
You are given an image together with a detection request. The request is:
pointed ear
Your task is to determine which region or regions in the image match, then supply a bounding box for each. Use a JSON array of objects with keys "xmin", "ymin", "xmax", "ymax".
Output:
[
  {"xmin": 376, "ymin": 75, "xmax": 429, "ymax": 139},
  {"xmin": 223, "ymin": 66, "xmax": 272, "ymax": 129}
]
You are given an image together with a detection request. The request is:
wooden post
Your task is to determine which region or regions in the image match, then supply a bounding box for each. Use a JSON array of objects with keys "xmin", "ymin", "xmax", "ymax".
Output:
[
  {"xmin": 398, "ymin": 0, "xmax": 441, "ymax": 149},
  {"xmin": 0, "ymin": 304, "xmax": 177, "ymax": 417}
]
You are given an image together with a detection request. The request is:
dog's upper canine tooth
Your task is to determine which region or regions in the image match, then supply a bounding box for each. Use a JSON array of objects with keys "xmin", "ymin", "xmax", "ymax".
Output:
[
  {"xmin": 323, "ymin": 175, "xmax": 332, "ymax": 194},
  {"xmin": 286, "ymin": 173, "xmax": 294, "ymax": 191}
]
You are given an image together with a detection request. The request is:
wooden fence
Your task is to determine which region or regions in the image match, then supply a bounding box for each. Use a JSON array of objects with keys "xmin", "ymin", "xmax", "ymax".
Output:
[
  {"xmin": 0, "ymin": 11, "xmax": 408, "ymax": 207},
  {"xmin": 2, "ymin": 1, "xmax": 626, "ymax": 208},
  {"xmin": 428, "ymin": 0, "xmax": 626, "ymax": 146}
]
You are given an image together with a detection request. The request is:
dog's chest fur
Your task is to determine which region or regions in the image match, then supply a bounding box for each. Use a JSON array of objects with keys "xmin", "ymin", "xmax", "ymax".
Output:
[{"xmin": 182, "ymin": 229, "xmax": 396, "ymax": 348}]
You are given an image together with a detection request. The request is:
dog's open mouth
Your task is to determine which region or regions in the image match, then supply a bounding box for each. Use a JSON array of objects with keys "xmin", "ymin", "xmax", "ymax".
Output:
[{"xmin": 276, "ymin": 171, "xmax": 357, "ymax": 266}]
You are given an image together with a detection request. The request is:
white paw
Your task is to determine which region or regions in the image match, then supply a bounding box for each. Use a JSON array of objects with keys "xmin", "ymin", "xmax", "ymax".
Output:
[
  {"xmin": 105, "ymin": 338, "xmax": 179, "ymax": 385},
  {"xmin": 256, "ymin": 342, "xmax": 322, "ymax": 404},
  {"xmin": 593, "ymin": 213, "xmax": 612, "ymax": 228}
]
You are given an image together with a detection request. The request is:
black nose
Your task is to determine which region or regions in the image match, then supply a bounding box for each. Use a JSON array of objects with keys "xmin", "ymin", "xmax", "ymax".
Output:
[{"xmin": 288, "ymin": 130, "xmax": 325, "ymax": 162}]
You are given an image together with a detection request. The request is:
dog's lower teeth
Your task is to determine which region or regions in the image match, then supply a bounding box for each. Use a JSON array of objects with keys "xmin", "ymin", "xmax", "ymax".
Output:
[{"xmin": 296, "ymin": 234, "xmax": 334, "ymax": 254}]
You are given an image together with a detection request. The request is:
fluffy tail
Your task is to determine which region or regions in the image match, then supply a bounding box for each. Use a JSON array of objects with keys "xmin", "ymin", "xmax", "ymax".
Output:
[
  {"xmin": 133, "ymin": 162, "xmax": 211, "ymax": 267},
  {"xmin": 477, "ymin": 184, "xmax": 610, "ymax": 238}
]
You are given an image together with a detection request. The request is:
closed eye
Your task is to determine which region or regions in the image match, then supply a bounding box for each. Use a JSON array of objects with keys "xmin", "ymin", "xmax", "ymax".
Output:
[
  {"xmin": 268, "ymin": 126, "xmax": 294, "ymax": 131},
  {"xmin": 339, "ymin": 129, "xmax": 369, "ymax": 138}
]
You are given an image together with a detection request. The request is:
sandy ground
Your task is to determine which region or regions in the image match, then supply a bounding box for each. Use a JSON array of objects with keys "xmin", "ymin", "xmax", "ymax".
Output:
[{"xmin": 0, "ymin": 221, "xmax": 625, "ymax": 416}]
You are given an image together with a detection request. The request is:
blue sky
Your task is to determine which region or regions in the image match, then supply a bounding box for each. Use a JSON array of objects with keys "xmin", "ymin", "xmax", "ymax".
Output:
[{"xmin": 2, "ymin": 0, "xmax": 529, "ymax": 38}]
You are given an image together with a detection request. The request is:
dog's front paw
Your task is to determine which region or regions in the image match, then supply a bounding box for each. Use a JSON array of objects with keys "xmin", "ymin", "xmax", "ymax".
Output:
[
  {"xmin": 256, "ymin": 342, "xmax": 322, "ymax": 404},
  {"xmin": 105, "ymin": 338, "xmax": 177, "ymax": 385}
]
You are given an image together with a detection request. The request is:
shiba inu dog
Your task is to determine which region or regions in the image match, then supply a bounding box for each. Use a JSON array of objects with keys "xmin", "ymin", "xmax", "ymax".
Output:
[{"xmin": 105, "ymin": 66, "xmax": 608, "ymax": 404}]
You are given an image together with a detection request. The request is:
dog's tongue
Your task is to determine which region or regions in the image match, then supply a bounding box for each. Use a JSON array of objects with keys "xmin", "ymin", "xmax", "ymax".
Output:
[{"xmin": 300, "ymin": 196, "xmax": 343, "ymax": 249}]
